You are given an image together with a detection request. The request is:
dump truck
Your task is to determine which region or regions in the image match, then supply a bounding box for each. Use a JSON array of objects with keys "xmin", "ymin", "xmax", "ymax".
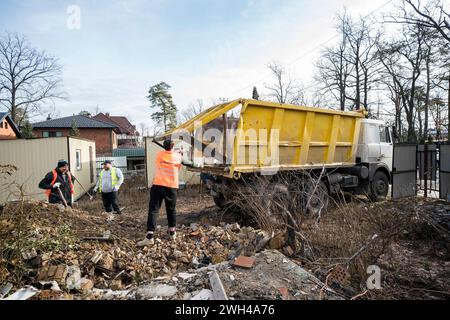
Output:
[{"xmin": 154, "ymin": 99, "xmax": 393, "ymax": 213}]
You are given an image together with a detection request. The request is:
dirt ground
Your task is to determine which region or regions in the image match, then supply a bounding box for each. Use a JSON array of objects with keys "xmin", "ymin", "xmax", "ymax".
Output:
[
  {"xmin": 76, "ymin": 181, "xmax": 240, "ymax": 241},
  {"xmin": 1, "ymin": 177, "xmax": 449, "ymax": 300}
]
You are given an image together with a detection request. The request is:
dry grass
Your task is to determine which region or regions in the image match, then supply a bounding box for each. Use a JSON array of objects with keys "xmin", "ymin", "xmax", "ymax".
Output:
[{"xmin": 221, "ymin": 171, "xmax": 450, "ymax": 299}]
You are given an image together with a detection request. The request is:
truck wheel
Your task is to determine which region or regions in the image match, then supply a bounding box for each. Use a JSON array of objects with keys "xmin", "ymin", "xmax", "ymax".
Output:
[
  {"xmin": 369, "ymin": 171, "xmax": 389, "ymax": 202},
  {"xmin": 305, "ymin": 181, "xmax": 329, "ymax": 216},
  {"xmin": 213, "ymin": 193, "xmax": 227, "ymax": 209}
]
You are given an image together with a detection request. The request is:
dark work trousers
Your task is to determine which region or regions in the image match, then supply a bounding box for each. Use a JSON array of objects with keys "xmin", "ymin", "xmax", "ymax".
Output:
[
  {"xmin": 102, "ymin": 192, "xmax": 121, "ymax": 213},
  {"xmin": 147, "ymin": 185, "xmax": 177, "ymax": 232}
]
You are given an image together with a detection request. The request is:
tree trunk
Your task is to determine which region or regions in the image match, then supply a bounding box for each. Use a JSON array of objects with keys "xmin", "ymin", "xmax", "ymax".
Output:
[
  {"xmin": 424, "ymin": 52, "xmax": 431, "ymax": 141},
  {"xmin": 417, "ymin": 108, "xmax": 423, "ymax": 141},
  {"xmin": 406, "ymin": 111, "xmax": 416, "ymax": 142},
  {"xmin": 448, "ymin": 71, "xmax": 450, "ymax": 142}
]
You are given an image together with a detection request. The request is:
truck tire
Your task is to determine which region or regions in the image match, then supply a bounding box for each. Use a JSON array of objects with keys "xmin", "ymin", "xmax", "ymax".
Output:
[
  {"xmin": 369, "ymin": 170, "xmax": 389, "ymax": 202},
  {"xmin": 213, "ymin": 193, "xmax": 227, "ymax": 209},
  {"xmin": 304, "ymin": 181, "xmax": 329, "ymax": 216}
]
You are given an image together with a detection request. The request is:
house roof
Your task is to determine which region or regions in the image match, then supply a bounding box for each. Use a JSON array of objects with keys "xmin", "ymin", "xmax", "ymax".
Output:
[
  {"xmin": 113, "ymin": 148, "xmax": 145, "ymax": 158},
  {"xmin": 92, "ymin": 113, "xmax": 138, "ymax": 135},
  {"xmin": 32, "ymin": 115, "xmax": 119, "ymax": 130},
  {"xmin": 110, "ymin": 116, "xmax": 138, "ymax": 135},
  {"xmin": 0, "ymin": 112, "xmax": 22, "ymax": 138}
]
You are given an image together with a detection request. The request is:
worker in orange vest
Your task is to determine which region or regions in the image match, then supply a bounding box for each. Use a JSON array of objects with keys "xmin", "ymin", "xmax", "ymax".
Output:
[
  {"xmin": 39, "ymin": 160, "xmax": 75, "ymax": 207},
  {"xmin": 137, "ymin": 139, "xmax": 197, "ymax": 247}
]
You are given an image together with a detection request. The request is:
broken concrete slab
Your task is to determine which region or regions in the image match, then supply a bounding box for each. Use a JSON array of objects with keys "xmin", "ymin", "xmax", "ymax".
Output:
[
  {"xmin": 209, "ymin": 269, "xmax": 228, "ymax": 300},
  {"xmin": 135, "ymin": 284, "xmax": 178, "ymax": 299},
  {"xmin": 215, "ymin": 250, "xmax": 343, "ymax": 300},
  {"xmin": 191, "ymin": 289, "xmax": 213, "ymax": 300},
  {"xmin": 66, "ymin": 265, "xmax": 82, "ymax": 291},
  {"xmin": 21, "ymin": 248, "xmax": 37, "ymax": 261},
  {"xmin": 0, "ymin": 283, "xmax": 13, "ymax": 299},
  {"xmin": 2, "ymin": 286, "xmax": 39, "ymax": 300}
]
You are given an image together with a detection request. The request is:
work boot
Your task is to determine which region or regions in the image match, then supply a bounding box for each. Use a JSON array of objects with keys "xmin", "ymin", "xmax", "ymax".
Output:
[
  {"xmin": 136, "ymin": 232, "xmax": 155, "ymax": 247},
  {"xmin": 168, "ymin": 229, "xmax": 177, "ymax": 240}
]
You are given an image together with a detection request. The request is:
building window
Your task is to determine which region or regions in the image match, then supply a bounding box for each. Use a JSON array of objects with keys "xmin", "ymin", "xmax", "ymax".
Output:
[
  {"xmin": 5, "ymin": 122, "xmax": 8, "ymax": 129},
  {"xmin": 43, "ymin": 131, "xmax": 63, "ymax": 138},
  {"xmin": 0, "ymin": 121, "xmax": 3, "ymax": 128},
  {"xmin": 76, "ymin": 149, "xmax": 82, "ymax": 171},
  {"xmin": 379, "ymin": 126, "xmax": 391, "ymax": 143}
]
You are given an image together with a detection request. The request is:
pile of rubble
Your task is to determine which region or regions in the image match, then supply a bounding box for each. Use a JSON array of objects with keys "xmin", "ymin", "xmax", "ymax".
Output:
[{"xmin": 1, "ymin": 200, "xmax": 325, "ymax": 300}]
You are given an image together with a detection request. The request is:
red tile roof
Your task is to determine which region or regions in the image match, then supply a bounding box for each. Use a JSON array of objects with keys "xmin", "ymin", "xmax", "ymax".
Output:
[{"xmin": 92, "ymin": 113, "xmax": 138, "ymax": 136}]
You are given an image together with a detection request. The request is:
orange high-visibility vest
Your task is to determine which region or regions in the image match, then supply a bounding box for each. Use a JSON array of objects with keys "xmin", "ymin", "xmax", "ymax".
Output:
[
  {"xmin": 44, "ymin": 169, "xmax": 74, "ymax": 197},
  {"xmin": 152, "ymin": 150, "xmax": 182, "ymax": 189}
]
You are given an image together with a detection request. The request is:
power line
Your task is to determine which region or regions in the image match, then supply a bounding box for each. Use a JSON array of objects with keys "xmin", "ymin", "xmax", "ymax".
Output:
[{"xmin": 231, "ymin": 0, "xmax": 394, "ymax": 96}]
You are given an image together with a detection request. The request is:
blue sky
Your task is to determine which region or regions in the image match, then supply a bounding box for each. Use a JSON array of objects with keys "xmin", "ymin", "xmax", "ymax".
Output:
[{"xmin": 0, "ymin": 0, "xmax": 394, "ymax": 130}]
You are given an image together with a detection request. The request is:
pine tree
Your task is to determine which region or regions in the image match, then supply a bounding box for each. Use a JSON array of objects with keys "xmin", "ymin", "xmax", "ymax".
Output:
[
  {"xmin": 79, "ymin": 110, "xmax": 92, "ymax": 117},
  {"xmin": 252, "ymin": 86, "xmax": 260, "ymax": 100},
  {"xmin": 70, "ymin": 119, "xmax": 80, "ymax": 136},
  {"xmin": 20, "ymin": 120, "xmax": 35, "ymax": 139},
  {"xmin": 147, "ymin": 82, "xmax": 178, "ymax": 132}
]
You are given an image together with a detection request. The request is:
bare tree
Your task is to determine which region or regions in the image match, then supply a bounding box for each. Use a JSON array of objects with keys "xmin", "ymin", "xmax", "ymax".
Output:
[
  {"xmin": 390, "ymin": 0, "xmax": 450, "ymax": 43},
  {"xmin": 315, "ymin": 12, "xmax": 381, "ymax": 111},
  {"xmin": 429, "ymin": 96, "xmax": 448, "ymax": 139},
  {"xmin": 385, "ymin": 0, "xmax": 450, "ymax": 140},
  {"xmin": 0, "ymin": 33, "xmax": 65, "ymax": 127},
  {"xmin": 265, "ymin": 61, "xmax": 305, "ymax": 104},
  {"xmin": 378, "ymin": 24, "xmax": 428, "ymax": 142},
  {"xmin": 315, "ymin": 22, "xmax": 351, "ymax": 111},
  {"xmin": 179, "ymin": 99, "xmax": 204, "ymax": 122}
]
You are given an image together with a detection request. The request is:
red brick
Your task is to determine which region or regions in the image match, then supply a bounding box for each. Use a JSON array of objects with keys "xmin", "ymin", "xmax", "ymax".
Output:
[
  {"xmin": 278, "ymin": 287, "xmax": 289, "ymax": 300},
  {"xmin": 232, "ymin": 256, "xmax": 255, "ymax": 269}
]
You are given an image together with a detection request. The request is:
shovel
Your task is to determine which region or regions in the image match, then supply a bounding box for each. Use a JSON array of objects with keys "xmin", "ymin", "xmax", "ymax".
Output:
[
  {"xmin": 56, "ymin": 186, "xmax": 69, "ymax": 208},
  {"xmin": 75, "ymin": 179, "xmax": 94, "ymax": 200}
]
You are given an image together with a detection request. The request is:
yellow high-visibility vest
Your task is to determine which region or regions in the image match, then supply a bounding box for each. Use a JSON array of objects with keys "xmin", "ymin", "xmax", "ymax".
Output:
[{"xmin": 98, "ymin": 167, "xmax": 119, "ymax": 192}]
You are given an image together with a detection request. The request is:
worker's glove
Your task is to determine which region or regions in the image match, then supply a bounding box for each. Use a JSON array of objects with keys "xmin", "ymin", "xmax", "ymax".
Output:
[
  {"xmin": 113, "ymin": 186, "xmax": 120, "ymax": 192},
  {"xmin": 93, "ymin": 187, "xmax": 98, "ymax": 194},
  {"xmin": 53, "ymin": 182, "xmax": 61, "ymax": 189}
]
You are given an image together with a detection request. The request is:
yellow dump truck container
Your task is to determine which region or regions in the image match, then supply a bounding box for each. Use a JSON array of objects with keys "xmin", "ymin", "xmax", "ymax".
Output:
[{"xmin": 155, "ymin": 99, "xmax": 364, "ymax": 178}]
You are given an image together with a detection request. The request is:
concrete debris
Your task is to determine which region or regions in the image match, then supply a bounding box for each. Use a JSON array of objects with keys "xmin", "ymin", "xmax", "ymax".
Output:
[
  {"xmin": 21, "ymin": 248, "xmax": 38, "ymax": 261},
  {"xmin": 2, "ymin": 286, "xmax": 39, "ymax": 300},
  {"xmin": 39, "ymin": 281, "xmax": 62, "ymax": 292},
  {"xmin": 191, "ymin": 289, "xmax": 213, "ymax": 300},
  {"xmin": 0, "ymin": 283, "xmax": 13, "ymax": 299},
  {"xmin": 135, "ymin": 284, "xmax": 178, "ymax": 299},
  {"xmin": 66, "ymin": 265, "xmax": 82, "ymax": 291},
  {"xmin": 178, "ymin": 272, "xmax": 197, "ymax": 281},
  {"xmin": 2, "ymin": 196, "xmax": 448, "ymax": 300},
  {"xmin": 209, "ymin": 269, "xmax": 228, "ymax": 300}
]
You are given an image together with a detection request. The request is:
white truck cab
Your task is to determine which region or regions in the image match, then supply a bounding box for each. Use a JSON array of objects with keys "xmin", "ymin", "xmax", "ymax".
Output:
[{"xmin": 357, "ymin": 119, "xmax": 394, "ymax": 172}]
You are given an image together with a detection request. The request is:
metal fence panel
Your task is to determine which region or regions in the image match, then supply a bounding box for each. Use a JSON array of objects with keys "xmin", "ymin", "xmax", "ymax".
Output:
[
  {"xmin": 392, "ymin": 144, "xmax": 417, "ymax": 199},
  {"xmin": 440, "ymin": 144, "xmax": 450, "ymax": 200}
]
